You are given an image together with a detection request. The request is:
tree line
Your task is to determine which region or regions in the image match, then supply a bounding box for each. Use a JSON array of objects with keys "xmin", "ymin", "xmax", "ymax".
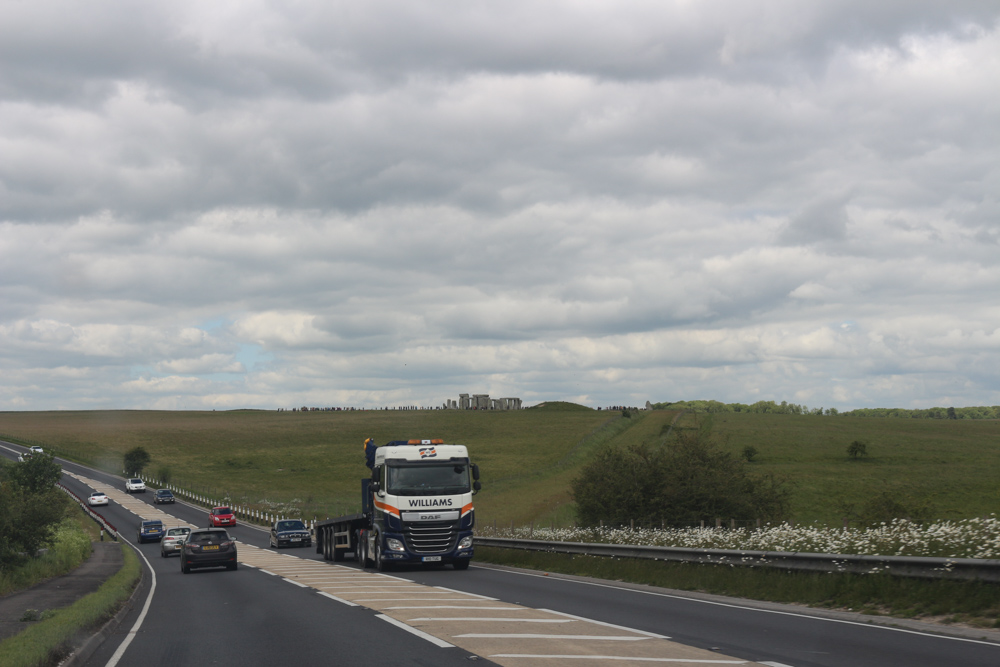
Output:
[{"xmin": 651, "ymin": 400, "xmax": 1000, "ymax": 420}]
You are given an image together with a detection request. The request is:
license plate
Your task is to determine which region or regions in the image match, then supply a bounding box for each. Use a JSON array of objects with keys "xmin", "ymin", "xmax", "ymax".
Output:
[
  {"xmin": 203, "ymin": 545, "xmax": 220, "ymax": 551},
  {"xmin": 422, "ymin": 556, "xmax": 442, "ymax": 562},
  {"xmin": 291, "ymin": 538, "xmax": 301, "ymax": 542}
]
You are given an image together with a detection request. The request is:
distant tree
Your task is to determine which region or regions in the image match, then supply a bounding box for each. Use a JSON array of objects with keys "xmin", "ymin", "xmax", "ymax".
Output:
[
  {"xmin": 742, "ymin": 446, "xmax": 758, "ymax": 462},
  {"xmin": 123, "ymin": 447, "xmax": 151, "ymax": 476},
  {"xmin": 847, "ymin": 440, "xmax": 868, "ymax": 460},
  {"xmin": 947, "ymin": 407, "xmax": 958, "ymax": 420}
]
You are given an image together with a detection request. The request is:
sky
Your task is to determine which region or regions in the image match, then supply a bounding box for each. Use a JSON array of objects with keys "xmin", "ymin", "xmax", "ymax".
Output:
[{"xmin": 1, "ymin": 1, "xmax": 998, "ymax": 412}]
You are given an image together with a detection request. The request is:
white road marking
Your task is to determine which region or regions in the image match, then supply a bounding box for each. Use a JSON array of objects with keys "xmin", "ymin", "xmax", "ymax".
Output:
[
  {"xmin": 377, "ymin": 614, "xmax": 456, "ymax": 648},
  {"xmin": 386, "ymin": 605, "xmax": 521, "ymax": 610},
  {"xmin": 318, "ymin": 591, "xmax": 358, "ymax": 606},
  {"xmin": 542, "ymin": 609, "xmax": 671, "ymax": 639},
  {"xmin": 434, "ymin": 585, "xmax": 498, "ymax": 600},
  {"xmin": 104, "ymin": 537, "xmax": 156, "ymax": 667},
  {"xmin": 501, "ymin": 568, "xmax": 1000, "ymax": 647},
  {"xmin": 458, "ymin": 634, "xmax": 651, "ymax": 641},
  {"xmin": 407, "ymin": 617, "xmax": 573, "ymax": 623},
  {"xmin": 488, "ymin": 657, "xmax": 748, "ymax": 663}
]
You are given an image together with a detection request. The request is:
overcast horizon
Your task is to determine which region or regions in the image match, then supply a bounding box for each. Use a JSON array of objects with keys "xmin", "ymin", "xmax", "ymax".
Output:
[{"xmin": 2, "ymin": 1, "xmax": 998, "ymax": 412}]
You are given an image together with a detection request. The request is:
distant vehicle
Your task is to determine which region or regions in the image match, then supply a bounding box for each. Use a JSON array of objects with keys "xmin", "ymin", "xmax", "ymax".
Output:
[
  {"xmin": 125, "ymin": 478, "xmax": 146, "ymax": 493},
  {"xmin": 160, "ymin": 527, "xmax": 192, "ymax": 557},
  {"xmin": 208, "ymin": 506, "xmax": 235, "ymax": 528},
  {"xmin": 30, "ymin": 446, "xmax": 43, "ymax": 455},
  {"xmin": 154, "ymin": 489, "xmax": 175, "ymax": 504},
  {"xmin": 181, "ymin": 528, "xmax": 237, "ymax": 573},
  {"xmin": 87, "ymin": 492, "xmax": 109, "ymax": 507},
  {"xmin": 137, "ymin": 519, "xmax": 164, "ymax": 543},
  {"xmin": 270, "ymin": 519, "xmax": 312, "ymax": 549}
]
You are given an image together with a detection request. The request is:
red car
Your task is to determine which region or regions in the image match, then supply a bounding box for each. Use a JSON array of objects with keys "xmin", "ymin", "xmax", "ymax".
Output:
[{"xmin": 209, "ymin": 506, "xmax": 236, "ymax": 528}]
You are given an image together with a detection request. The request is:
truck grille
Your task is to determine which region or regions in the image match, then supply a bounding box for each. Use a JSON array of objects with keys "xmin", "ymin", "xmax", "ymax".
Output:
[{"xmin": 403, "ymin": 521, "xmax": 457, "ymax": 554}]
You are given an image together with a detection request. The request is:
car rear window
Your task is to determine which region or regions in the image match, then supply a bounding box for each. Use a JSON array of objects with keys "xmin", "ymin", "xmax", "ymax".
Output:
[
  {"xmin": 166, "ymin": 528, "xmax": 189, "ymax": 536},
  {"xmin": 190, "ymin": 532, "xmax": 227, "ymax": 544}
]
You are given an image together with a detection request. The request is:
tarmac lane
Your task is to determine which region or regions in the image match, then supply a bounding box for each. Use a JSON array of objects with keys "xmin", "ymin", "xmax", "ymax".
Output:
[
  {"xmin": 0, "ymin": 542, "xmax": 123, "ymax": 642},
  {"xmin": 62, "ymin": 468, "xmax": 775, "ymax": 667}
]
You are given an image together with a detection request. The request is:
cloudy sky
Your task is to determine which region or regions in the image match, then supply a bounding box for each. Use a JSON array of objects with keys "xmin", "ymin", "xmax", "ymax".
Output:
[{"xmin": 1, "ymin": 1, "xmax": 998, "ymax": 411}]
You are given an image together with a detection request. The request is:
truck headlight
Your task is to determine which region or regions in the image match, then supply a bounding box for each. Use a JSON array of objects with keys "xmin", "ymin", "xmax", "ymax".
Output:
[
  {"xmin": 458, "ymin": 536, "xmax": 473, "ymax": 549},
  {"xmin": 387, "ymin": 538, "xmax": 406, "ymax": 551}
]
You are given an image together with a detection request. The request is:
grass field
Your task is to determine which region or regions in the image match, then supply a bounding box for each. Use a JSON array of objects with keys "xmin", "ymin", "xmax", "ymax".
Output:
[{"xmin": 1, "ymin": 407, "xmax": 997, "ymax": 526}]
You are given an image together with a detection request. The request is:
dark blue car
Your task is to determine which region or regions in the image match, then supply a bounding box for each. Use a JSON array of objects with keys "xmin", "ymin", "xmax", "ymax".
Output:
[
  {"xmin": 154, "ymin": 489, "xmax": 175, "ymax": 504},
  {"xmin": 137, "ymin": 519, "xmax": 165, "ymax": 543}
]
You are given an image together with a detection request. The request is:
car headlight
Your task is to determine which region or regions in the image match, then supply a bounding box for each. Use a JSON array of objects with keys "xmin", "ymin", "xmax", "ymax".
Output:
[
  {"xmin": 458, "ymin": 536, "xmax": 473, "ymax": 549},
  {"xmin": 386, "ymin": 538, "xmax": 406, "ymax": 552}
]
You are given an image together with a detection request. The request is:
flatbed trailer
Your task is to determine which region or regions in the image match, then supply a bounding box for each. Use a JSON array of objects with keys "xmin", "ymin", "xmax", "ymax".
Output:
[{"xmin": 315, "ymin": 511, "xmax": 366, "ymax": 562}]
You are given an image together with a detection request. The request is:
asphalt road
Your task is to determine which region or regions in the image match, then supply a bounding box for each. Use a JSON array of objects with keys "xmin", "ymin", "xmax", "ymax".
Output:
[{"xmin": 3, "ymin": 441, "xmax": 1000, "ymax": 667}]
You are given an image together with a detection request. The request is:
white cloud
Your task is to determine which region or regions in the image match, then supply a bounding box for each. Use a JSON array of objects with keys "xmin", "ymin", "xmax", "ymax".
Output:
[{"xmin": 0, "ymin": 2, "xmax": 998, "ymax": 410}]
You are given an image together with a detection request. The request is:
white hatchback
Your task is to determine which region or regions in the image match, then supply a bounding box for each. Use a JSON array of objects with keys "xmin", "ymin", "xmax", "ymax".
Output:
[{"xmin": 125, "ymin": 478, "xmax": 146, "ymax": 493}]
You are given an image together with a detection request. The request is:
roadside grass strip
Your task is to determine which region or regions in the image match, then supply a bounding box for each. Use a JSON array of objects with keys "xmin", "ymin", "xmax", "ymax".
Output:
[
  {"xmin": 69, "ymin": 472, "xmax": 767, "ymax": 666},
  {"xmin": 0, "ymin": 543, "xmax": 141, "ymax": 667}
]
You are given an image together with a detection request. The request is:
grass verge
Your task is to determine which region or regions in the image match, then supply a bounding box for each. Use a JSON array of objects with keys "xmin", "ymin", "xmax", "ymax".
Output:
[
  {"xmin": 0, "ymin": 542, "xmax": 141, "ymax": 667},
  {"xmin": 0, "ymin": 507, "xmax": 97, "ymax": 598},
  {"xmin": 475, "ymin": 547, "xmax": 1000, "ymax": 630}
]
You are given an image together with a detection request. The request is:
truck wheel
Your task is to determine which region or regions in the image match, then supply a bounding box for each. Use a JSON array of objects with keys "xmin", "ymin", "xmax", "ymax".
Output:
[
  {"xmin": 375, "ymin": 541, "xmax": 390, "ymax": 572},
  {"xmin": 356, "ymin": 536, "xmax": 367, "ymax": 567}
]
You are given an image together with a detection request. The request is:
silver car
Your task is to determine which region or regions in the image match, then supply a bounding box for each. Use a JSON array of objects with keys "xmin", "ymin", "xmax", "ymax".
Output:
[{"xmin": 160, "ymin": 527, "xmax": 192, "ymax": 557}]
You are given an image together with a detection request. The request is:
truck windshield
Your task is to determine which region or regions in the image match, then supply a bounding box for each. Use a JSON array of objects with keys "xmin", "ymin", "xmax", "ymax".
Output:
[{"xmin": 386, "ymin": 463, "xmax": 470, "ymax": 496}]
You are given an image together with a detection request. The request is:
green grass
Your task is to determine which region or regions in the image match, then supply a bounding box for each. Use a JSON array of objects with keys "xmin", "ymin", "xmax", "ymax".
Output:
[
  {"xmin": 475, "ymin": 547, "xmax": 1000, "ymax": 629},
  {"xmin": 0, "ymin": 542, "xmax": 140, "ymax": 667},
  {"xmin": 704, "ymin": 412, "xmax": 1000, "ymax": 523},
  {"xmin": 0, "ymin": 507, "xmax": 97, "ymax": 597},
  {"xmin": 1, "ymin": 408, "xmax": 998, "ymax": 526}
]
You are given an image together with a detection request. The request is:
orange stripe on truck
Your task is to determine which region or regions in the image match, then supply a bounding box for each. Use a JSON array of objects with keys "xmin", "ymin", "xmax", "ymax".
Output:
[{"xmin": 374, "ymin": 499, "xmax": 400, "ymax": 517}]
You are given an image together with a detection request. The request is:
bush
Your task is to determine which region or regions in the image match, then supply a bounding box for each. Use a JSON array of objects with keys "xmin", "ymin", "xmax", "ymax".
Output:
[
  {"xmin": 847, "ymin": 440, "xmax": 868, "ymax": 460},
  {"xmin": 571, "ymin": 429, "xmax": 790, "ymax": 527},
  {"xmin": 742, "ymin": 446, "xmax": 758, "ymax": 462},
  {"xmin": 0, "ymin": 453, "xmax": 69, "ymax": 570}
]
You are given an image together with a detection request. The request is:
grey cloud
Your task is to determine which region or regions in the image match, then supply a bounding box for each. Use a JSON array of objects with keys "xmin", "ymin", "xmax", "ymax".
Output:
[{"xmin": 1, "ymin": 2, "xmax": 999, "ymax": 411}]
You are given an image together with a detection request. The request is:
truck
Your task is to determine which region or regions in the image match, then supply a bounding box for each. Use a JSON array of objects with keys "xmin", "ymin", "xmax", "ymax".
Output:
[{"xmin": 315, "ymin": 438, "xmax": 481, "ymax": 571}]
